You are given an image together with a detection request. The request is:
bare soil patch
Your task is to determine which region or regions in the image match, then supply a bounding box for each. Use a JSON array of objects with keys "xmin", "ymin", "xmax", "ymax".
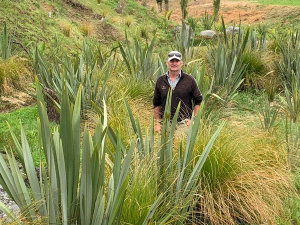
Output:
[
  {"xmin": 144, "ymin": 0, "xmax": 300, "ymax": 25},
  {"xmin": 0, "ymin": 92, "xmax": 36, "ymax": 113}
]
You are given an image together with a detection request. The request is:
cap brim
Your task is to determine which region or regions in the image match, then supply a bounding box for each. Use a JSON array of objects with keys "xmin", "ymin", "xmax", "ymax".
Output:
[{"xmin": 167, "ymin": 56, "xmax": 181, "ymax": 61}]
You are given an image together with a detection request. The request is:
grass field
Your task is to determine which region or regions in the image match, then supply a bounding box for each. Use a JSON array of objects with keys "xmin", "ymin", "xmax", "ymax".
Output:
[
  {"xmin": 0, "ymin": 106, "xmax": 46, "ymax": 166},
  {"xmin": 232, "ymin": 0, "xmax": 300, "ymax": 6}
]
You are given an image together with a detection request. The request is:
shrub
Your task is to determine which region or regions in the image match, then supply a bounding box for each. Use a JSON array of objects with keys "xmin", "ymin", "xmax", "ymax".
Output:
[{"xmin": 213, "ymin": 0, "xmax": 221, "ymax": 22}]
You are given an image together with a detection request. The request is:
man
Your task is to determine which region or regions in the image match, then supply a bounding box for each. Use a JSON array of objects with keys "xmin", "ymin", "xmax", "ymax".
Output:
[{"xmin": 153, "ymin": 51, "xmax": 203, "ymax": 134}]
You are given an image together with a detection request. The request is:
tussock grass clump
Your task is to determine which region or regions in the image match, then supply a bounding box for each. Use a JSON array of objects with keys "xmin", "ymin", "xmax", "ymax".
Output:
[
  {"xmin": 0, "ymin": 57, "xmax": 30, "ymax": 95},
  {"xmin": 59, "ymin": 21, "xmax": 72, "ymax": 37},
  {"xmin": 124, "ymin": 15, "xmax": 134, "ymax": 27},
  {"xmin": 122, "ymin": 155, "xmax": 158, "ymax": 223},
  {"xmin": 121, "ymin": 77, "xmax": 153, "ymax": 101},
  {"xmin": 241, "ymin": 50, "xmax": 278, "ymax": 92},
  {"xmin": 80, "ymin": 21, "xmax": 94, "ymax": 37},
  {"xmin": 242, "ymin": 50, "xmax": 267, "ymax": 89},
  {"xmin": 193, "ymin": 123, "xmax": 296, "ymax": 224},
  {"xmin": 139, "ymin": 25, "xmax": 149, "ymax": 40},
  {"xmin": 110, "ymin": 16, "xmax": 117, "ymax": 24},
  {"xmin": 101, "ymin": 10, "xmax": 108, "ymax": 19}
]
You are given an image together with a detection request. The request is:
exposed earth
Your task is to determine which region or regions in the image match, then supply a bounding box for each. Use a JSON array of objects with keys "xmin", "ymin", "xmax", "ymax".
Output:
[{"xmin": 144, "ymin": 0, "xmax": 300, "ymax": 25}]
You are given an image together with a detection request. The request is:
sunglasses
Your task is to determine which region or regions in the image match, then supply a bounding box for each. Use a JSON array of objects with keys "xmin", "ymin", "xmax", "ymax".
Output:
[{"xmin": 168, "ymin": 53, "xmax": 182, "ymax": 58}]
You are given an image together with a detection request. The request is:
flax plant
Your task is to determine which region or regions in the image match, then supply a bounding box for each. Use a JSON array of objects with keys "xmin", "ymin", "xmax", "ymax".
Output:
[
  {"xmin": 0, "ymin": 78, "xmax": 163, "ymax": 224},
  {"xmin": 249, "ymin": 24, "xmax": 268, "ymax": 51},
  {"xmin": 208, "ymin": 43, "xmax": 245, "ymax": 104},
  {"xmin": 123, "ymin": 89, "xmax": 225, "ymax": 222},
  {"xmin": 0, "ymin": 22, "xmax": 12, "ymax": 60},
  {"xmin": 31, "ymin": 43, "xmax": 114, "ymax": 109},
  {"xmin": 258, "ymin": 99, "xmax": 280, "ymax": 131},
  {"xmin": 283, "ymin": 77, "xmax": 300, "ymax": 122},
  {"xmin": 200, "ymin": 10, "xmax": 215, "ymax": 30},
  {"xmin": 187, "ymin": 16, "xmax": 199, "ymax": 35},
  {"xmin": 207, "ymin": 18, "xmax": 249, "ymax": 104},
  {"xmin": 275, "ymin": 30, "xmax": 300, "ymax": 87},
  {"xmin": 221, "ymin": 17, "xmax": 250, "ymax": 63},
  {"xmin": 119, "ymin": 33, "xmax": 162, "ymax": 80},
  {"xmin": 175, "ymin": 21, "xmax": 198, "ymax": 62},
  {"xmin": 286, "ymin": 119, "xmax": 300, "ymax": 168},
  {"xmin": 192, "ymin": 63, "xmax": 221, "ymax": 120}
]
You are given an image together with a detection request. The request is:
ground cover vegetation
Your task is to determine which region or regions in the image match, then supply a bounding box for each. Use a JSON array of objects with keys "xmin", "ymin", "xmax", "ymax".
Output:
[
  {"xmin": 1, "ymin": 0, "xmax": 300, "ymax": 224},
  {"xmin": 232, "ymin": 0, "xmax": 300, "ymax": 6}
]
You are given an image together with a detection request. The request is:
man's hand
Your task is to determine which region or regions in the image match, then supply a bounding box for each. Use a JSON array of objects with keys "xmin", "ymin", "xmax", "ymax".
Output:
[
  {"xmin": 155, "ymin": 123, "xmax": 162, "ymax": 134},
  {"xmin": 186, "ymin": 119, "xmax": 191, "ymax": 127}
]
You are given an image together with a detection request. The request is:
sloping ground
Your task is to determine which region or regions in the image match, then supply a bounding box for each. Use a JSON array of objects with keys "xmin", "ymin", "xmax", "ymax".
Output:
[
  {"xmin": 0, "ymin": 0, "xmax": 167, "ymax": 112},
  {"xmin": 145, "ymin": 0, "xmax": 300, "ymax": 25},
  {"xmin": 0, "ymin": 0, "xmax": 156, "ymax": 51}
]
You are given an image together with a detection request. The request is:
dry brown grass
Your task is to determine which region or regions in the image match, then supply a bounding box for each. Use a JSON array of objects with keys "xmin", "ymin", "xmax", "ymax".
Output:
[
  {"xmin": 59, "ymin": 20, "xmax": 72, "ymax": 37},
  {"xmin": 192, "ymin": 123, "xmax": 296, "ymax": 224},
  {"xmin": 80, "ymin": 21, "xmax": 94, "ymax": 37},
  {"xmin": 0, "ymin": 57, "xmax": 31, "ymax": 96}
]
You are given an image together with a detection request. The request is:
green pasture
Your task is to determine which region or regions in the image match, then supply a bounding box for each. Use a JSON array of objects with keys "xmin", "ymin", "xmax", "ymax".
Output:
[{"xmin": 232, "ymin": 0, "xmax": 300, "ymax": 6}]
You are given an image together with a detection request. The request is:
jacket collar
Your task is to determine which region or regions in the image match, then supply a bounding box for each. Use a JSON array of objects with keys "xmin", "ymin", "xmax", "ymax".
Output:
[
  {"xmin": 165, "ymin": 70, "xmax": 184, "ymax": 78},
  {"xmin": 166, "ymin": 70, "xmax": 182, "ymax": 79}
]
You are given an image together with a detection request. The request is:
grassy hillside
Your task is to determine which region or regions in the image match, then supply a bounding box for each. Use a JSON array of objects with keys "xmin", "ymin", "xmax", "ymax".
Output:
[{"xmin": 0, "ymin": 0, "xmax": 176, "ymax": 54}]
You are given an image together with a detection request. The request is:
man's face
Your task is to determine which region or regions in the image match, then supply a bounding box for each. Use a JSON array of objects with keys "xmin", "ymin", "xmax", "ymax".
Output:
[{"xmin": 167, "ymin": 59, "xmax": 183, "ymax": 73}]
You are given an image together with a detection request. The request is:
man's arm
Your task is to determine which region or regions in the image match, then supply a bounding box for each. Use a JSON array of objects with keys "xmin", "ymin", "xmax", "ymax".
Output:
[
  {"xmin": 154, "ymin": 106, "xmax": 162, "ymax": 121},
  {"xmin": 154, "ymin": 106, "xmax": 162, "ymax": 134},
  {"xmin": 191, "ymin": 77, "xmax": 203, "ymax": 106},
  {"xmin": 194, "ymin": 104, "xmax": 200, "ymax": 117},
  {"xmin": 186, "ymin": 104, "xmax": 200, "ymax": 127}
]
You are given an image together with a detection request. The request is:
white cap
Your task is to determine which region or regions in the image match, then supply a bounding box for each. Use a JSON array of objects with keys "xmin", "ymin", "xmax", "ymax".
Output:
[{"xmin": 167, "ymin": 51, "xmax": 182, "ymax": 61}]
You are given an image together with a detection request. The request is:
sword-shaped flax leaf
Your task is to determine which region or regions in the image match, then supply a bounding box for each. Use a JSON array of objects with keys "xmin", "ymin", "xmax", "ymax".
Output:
[
  {"xmin": 21, "ymin": 123, "xmax": 47, "ymax": 216},
  {"xmin": 80, "ymin": 126, "xmax": 93, "ymax": 225}
]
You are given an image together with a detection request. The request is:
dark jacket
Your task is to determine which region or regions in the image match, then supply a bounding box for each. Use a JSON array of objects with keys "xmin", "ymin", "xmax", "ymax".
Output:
[{"xmin": 153, "ymin": 71, "xmax": 203, "ymax": 121}]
